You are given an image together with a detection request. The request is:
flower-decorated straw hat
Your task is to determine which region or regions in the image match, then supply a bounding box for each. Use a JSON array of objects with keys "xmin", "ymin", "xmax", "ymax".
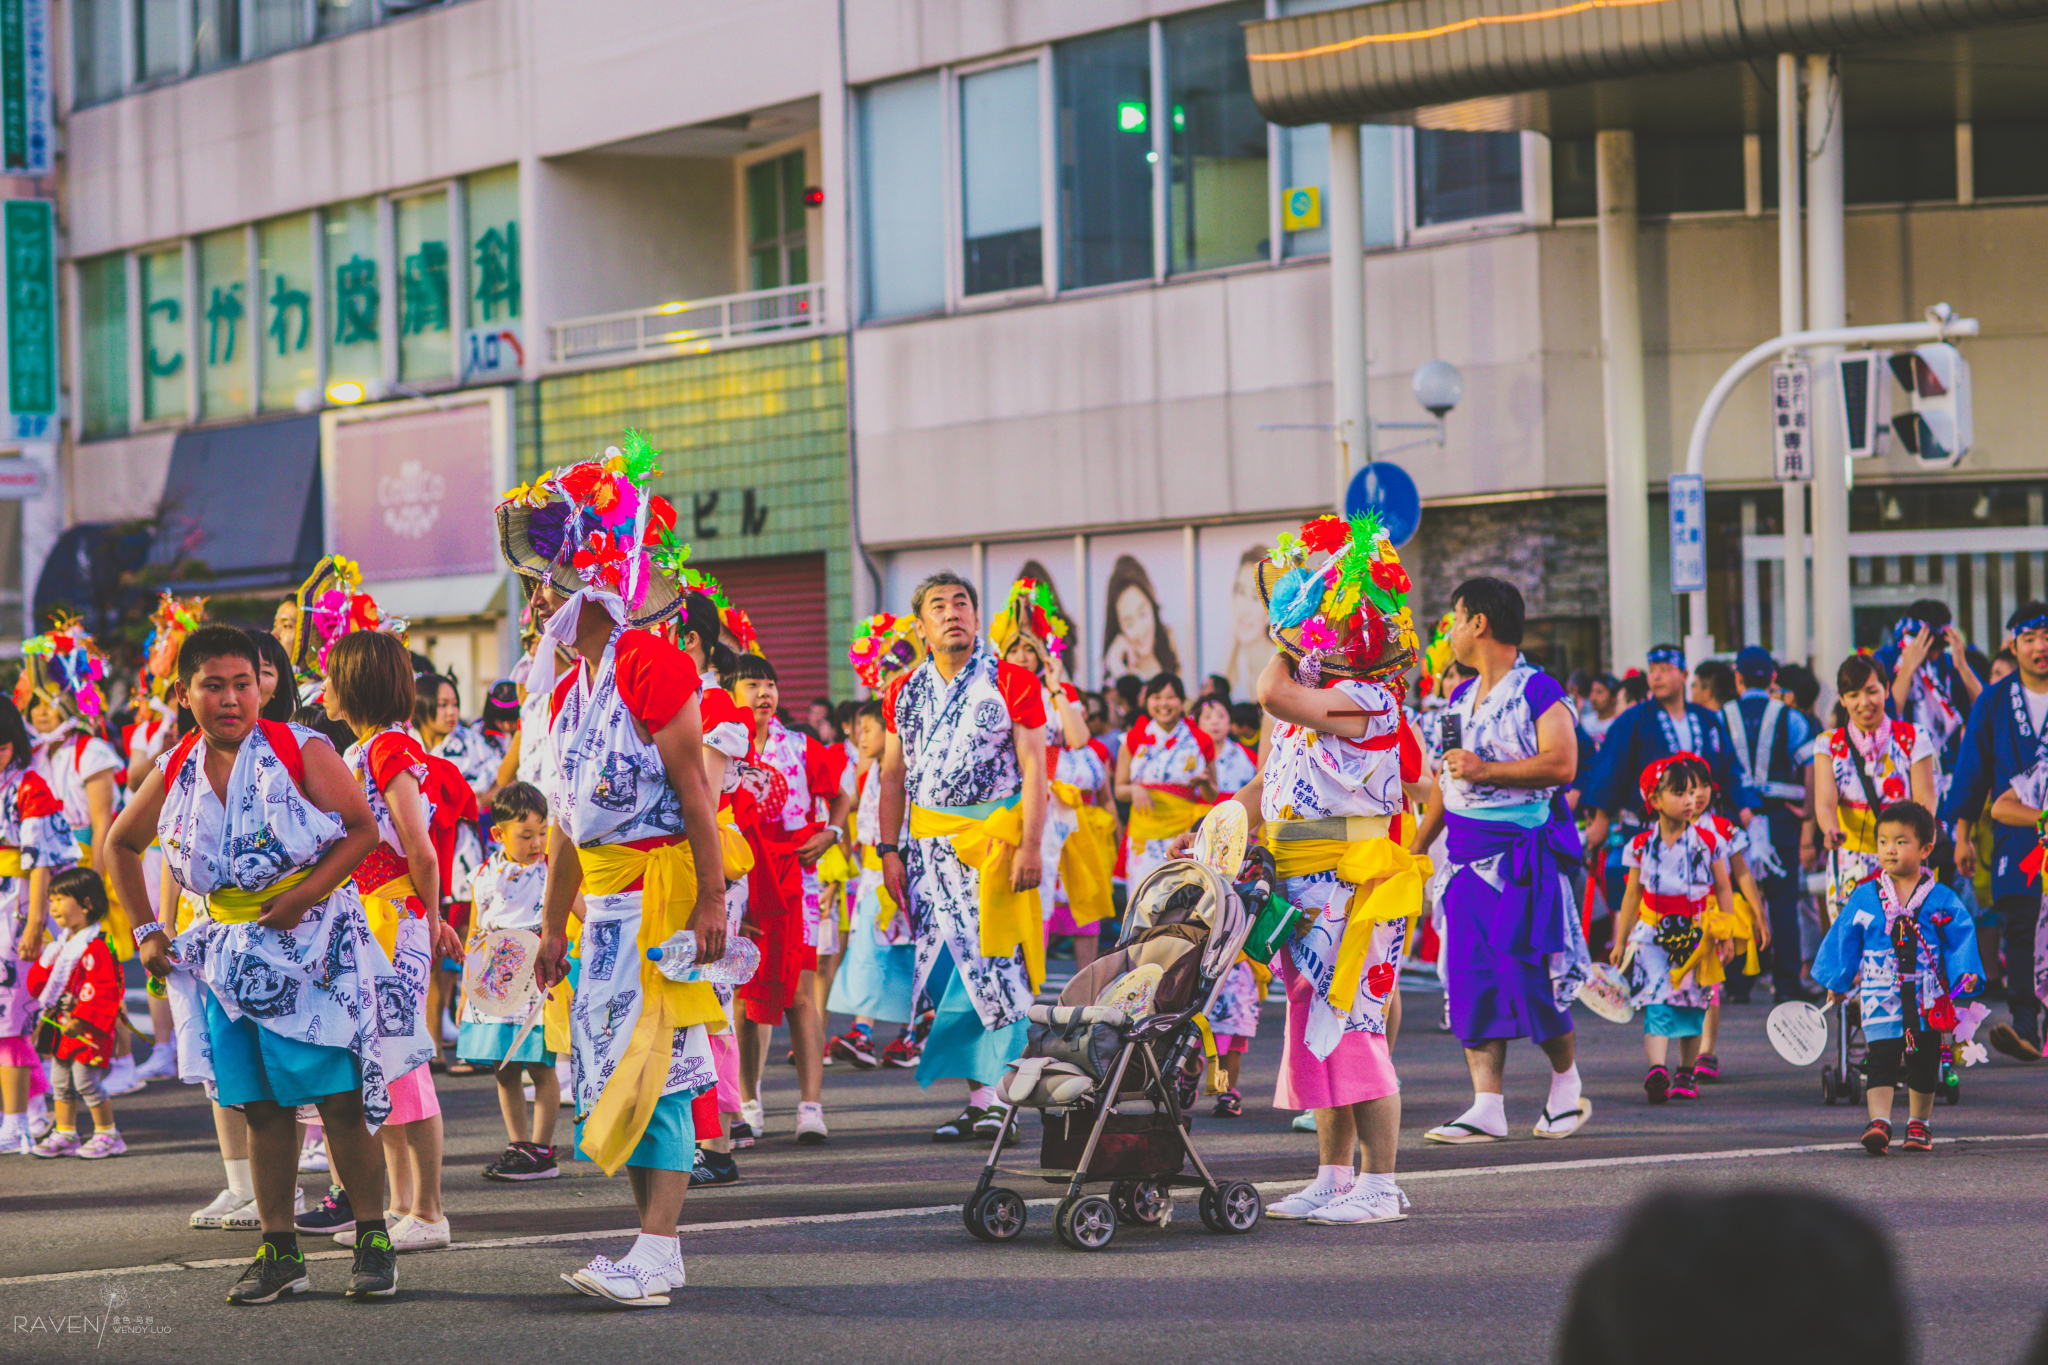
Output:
[
  {"xmin": 496, "ymin": 431, "xmax": 682, "ymax": 632},
  {"xmin": 1255, "ymin": 511, "xmax": 1420, "ymax": 684}
]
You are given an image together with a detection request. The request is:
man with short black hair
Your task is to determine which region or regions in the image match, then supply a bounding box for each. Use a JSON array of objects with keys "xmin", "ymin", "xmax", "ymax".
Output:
[{"xmin": 1723, "ymin": 646, "xmax": 1818, "ymax": 1003}]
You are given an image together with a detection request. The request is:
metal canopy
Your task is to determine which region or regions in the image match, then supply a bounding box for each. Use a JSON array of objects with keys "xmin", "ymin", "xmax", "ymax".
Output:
[{"xmin": 1245, "ymin": 0, "xmax": 2048, "ymax": 135}]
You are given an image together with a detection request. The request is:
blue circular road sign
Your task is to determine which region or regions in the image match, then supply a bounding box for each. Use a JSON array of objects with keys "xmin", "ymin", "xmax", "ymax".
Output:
[{"xmin": 1344, "ymin": 461, "xmax": 1421, "ymax": 547}]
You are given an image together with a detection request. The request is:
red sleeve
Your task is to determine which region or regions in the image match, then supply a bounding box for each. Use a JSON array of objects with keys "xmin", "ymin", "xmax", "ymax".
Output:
[
  {"xmin": 700, "ymin": 686, "xmax": 749, "ymax": 734},
  {"xmin": 550, "ymin": 668, "xmax": 578, "ymax": 724},
  {"xmin": 25, "ymin": 956, "xmax": 49, "ymax": 996},
  {"xmin": 1188, "ymin": 727, "xmax": 1216, "ymax": 763},
  {"xmin": 998, "ymin": 663, "xmax": 1047, "ymax": 729},
  {"xmin": 806, "ymin": 737, "xmax": 849, "ymax": 805},
  {"xmin": 1126, "ymin": 716, "xmax": 1154, "ymax": 751},
  {"xmin": 1399, "ymin": 722, "xmax": 1422, "ymax": 783},
  {"xmin": 367, "ymin": 732, "xmax": 430, "ymax": 793},
  {"xmin": 1088, "ymin": 739, "xmax": 1111, "ymax": 767},
  {"xmin": 69, "ymin": 942, "xmax": 122, "ymax": 1034},
  {"xmin": 882, "ymin": 673, "xmax": 909, "ymax": 735},
  {"xmin": 14, "ymin": 770, "xmax": 62, "ymax": 820},
  {"xmin": 1062, "ymin": 681, "xmax": 1080, "ymax": 703},
  {"xmin": 613, "ymin": 630, "xmax": 699, "ymax": 732}
]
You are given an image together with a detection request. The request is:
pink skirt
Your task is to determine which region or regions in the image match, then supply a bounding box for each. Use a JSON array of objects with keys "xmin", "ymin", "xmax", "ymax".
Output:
[
  {"xmin": 1045, "ymin": 903, "xmax": 1088, "ymax": 936},
  {"xmin": 383, "ymin": 1060, "xmax": 441, "ymax": 1126},
  {"xmin": 1273, "ymin": 952, "xmax": 1399, "ymax": 1111},
  {"xmin": 707, "ymin": 1028, "xmax": 741, "ymax": 1113}
]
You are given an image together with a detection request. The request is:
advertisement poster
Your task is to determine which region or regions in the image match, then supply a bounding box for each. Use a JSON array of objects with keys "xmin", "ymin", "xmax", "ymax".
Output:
[
  {"xmin": 983, "ymin": 537, "xmax": 1081, "ymax": 659},
  {"xmin": 1196, "ymin": 519, "xmax": 1297, "ymax": 700},
  {"xmin": 1086, "ymin": 529, "xmax": 1187, "ymax": 693}
]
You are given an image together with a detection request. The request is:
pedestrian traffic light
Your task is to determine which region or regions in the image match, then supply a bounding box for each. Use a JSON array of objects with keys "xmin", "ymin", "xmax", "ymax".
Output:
[
  {"xmin": 1833, "ymin": 350, "xmax": 1891, "ymax": 459},
  {"xmin": 1888, "ymin": 342, "xmax": 1972, "ymax": 468}
]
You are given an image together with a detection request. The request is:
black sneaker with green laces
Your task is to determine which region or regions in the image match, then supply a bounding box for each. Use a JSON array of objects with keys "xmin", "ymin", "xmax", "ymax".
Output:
[
  {"xmin": 225, "ymin": 1243, "xmax": 309, "ymax": 1305},
  {"xmin": 346, "ymin": 1229, "xmax": 399, "ymax": 1300}
]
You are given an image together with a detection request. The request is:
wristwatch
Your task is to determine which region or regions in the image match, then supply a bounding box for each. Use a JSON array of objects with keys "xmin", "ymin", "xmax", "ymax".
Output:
[{"xmin": 877, "ymin": 843, "xmax": 900, "ymax": 857}]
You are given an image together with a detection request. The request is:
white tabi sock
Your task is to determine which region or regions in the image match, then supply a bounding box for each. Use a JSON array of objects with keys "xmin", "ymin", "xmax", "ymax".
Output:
[
  {"xmin": 621, "ymin": 1233, "xmax": 680, "ymax": 1272},
  {"xmin": 967, "ymin": 1085, "xmax": 997, "ymax": 1110},
  {"xmin": 1311, "ymin": 1163, "xmax": 1353, "ymax": 1196},
  {"xmin": 1359, "ymin": 1172, "xmax": 1398, "ymax": 1197},
  {"xmin": 224, "ymin": 1157, "xmax": 255, "ymax": 1202},
  {"xmin": 1450, "ymin": 1092, "xmax": 1507, "ymax": 1136},
  {"xmin": 1546, "ymin": 1064, "xmax": 1583, "ymax": 1118},
  {"xmin": 0, "ymin": 1115, "xmax": 20, "ymax": 1144}
]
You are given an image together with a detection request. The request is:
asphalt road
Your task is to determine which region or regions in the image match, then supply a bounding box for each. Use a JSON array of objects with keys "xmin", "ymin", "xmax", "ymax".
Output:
[{"xmin": 5, "ymin": 983, "xmax": 2046, "ymax": 1365}]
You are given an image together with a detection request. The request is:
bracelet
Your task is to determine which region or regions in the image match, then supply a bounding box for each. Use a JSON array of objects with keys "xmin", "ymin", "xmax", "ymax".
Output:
[
  {"xmin": 876, "ymin": 843, "xmax": 900, "ymax": 857},
  {"xmin": 131, "ymin": 920, "xmax": 166, "ymax": 947}
]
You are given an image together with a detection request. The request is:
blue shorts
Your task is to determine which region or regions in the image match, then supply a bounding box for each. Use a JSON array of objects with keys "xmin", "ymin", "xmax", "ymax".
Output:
[
  {"xmin": 456, "ymin": 1020, "xmax": 554, "ymax": 1068},
  {"xmin": 204, "ymin": 991, "xmax": 360, "ymax": 1110},
  {"xmin": 574, "ymin": 1087, "xmax": 695, "ymax": 1172},
  {"xmin": 1645, "ymin": 1003, "xmax": 1706, "ymax": 1038}
]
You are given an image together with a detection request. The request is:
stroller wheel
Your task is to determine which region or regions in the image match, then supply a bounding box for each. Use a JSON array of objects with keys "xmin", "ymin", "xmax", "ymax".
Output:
[
  {"xmin": 1820, "ymin": 1067, "xmax": 1837, "ymax": 1106},
  {"xmin": 964, "ymin": 1187, "xmax": 1027, "ymax": 1243},
  {"xmin": 1942, "ymin": 1066, "xmax": 1962, "ymax": 1105},
  {"xmin": 1199, "ymin": 1180, "xmax": 1263, "ymax": 1235},
  {"xmin": 1846, "ymin": 1066, "xmax": 1866, "ymax": 1106},
  {"xmin": 1110, "ymin": 1179, "xmax": 1172, "ymax": 1227},
  {"xmin": 1055, "ymin": 1195, "xmax": 1117, "ymax": 1251}
]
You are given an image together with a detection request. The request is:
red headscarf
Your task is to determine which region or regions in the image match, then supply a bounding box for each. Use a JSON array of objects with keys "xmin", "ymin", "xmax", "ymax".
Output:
[{"xmin": 1638, "ymin": 751, "xmax": 1707, "ymax": 808}]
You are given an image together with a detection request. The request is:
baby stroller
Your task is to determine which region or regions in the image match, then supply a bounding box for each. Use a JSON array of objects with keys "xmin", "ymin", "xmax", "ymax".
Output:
[{"xmin": 961, "ymin": 857, "xmax": 1266, "ymax": 1251}]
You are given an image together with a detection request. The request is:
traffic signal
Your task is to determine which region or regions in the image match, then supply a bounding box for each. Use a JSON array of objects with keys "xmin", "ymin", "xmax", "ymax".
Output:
[
  {"xmin": 1888, "ymin": 342, "xmax": 1972, "ymax": 468},
  {"xmin": 1833, "ymin": 350, "xmax": 1891, "ymax": 459}
]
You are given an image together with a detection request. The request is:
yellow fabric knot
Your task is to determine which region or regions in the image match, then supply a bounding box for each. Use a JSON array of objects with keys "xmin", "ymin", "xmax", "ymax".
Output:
[
  {"xmin": 908, "ymin": 803, "xmax": 1045, "ymax": 992},
  {"xmin": 1272, "ymin": 834, "xmax": 1432, "ymax": 1016},
  {"xmin": 1126, "ymin": 788, "xmax": 1213, "ymax": 846}
]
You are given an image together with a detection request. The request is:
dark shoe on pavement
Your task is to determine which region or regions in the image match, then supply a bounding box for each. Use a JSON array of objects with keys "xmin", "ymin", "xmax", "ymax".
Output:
[
  {"xmin": 932, "ymin": 1106, "xmax": 985, "ymax": 1142},
  {"xmin": 1902, "ymin": 1119, "xmax": 1933, "ymax": 1153},
  {"xmin": 484, "ymin": 1142, "xmax": 559, "ymax": 1181},
  {"xmin": 1862, "ymin": 1117, "xmax": 1892, "ymax": 1156},
  {"xmin": 1213, "ymin": 1088, "xmax": 1243, "ymax": 1118},
  {"xmin": 972, "ymin": 1105, "xmax": 1017, "ymax": 1140},
  {"xmin": 294, "ymin": 1186, "xmax": 355, "ymax": 1235},
  {"xmin": 1669, "ymin": 1067, "xmax": 1699, "ymax": 1099},
  {"xmin": 690, "ymin": 1147, "xmax": 740, "ymax": 1187},
  {"xmin": 1644, "ymin": 1066, "xmax": 1671, "ymax": 1104},
  {"xmin": 226, "ymin": 1244, "xmax": 309, "ymax": 1305},
  {"xmin": 1988, "ymin": 1022, "xmax": 2043, "ymax": 1062},
  {"xmin": 1693, "ymin": 1052, "xmax": 1720, "ymax": 1082},
  {"xmin": 831, "ymin": 1030, "xmax": 879, "ymax": 1069},
  {"xmin": 346, "ymin": 1230, "xmax": 399, "ymax": 1300},
  {"xmin": 880, "ymin": 1033, "xmax": 917, "ymax": 1068},
  {"xmin": 728, "ymin": 1119, "xmax": 756, "ymax": 1150}
]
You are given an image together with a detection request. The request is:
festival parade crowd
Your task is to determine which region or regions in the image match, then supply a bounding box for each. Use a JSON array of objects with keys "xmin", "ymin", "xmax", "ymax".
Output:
[{"xmin": 2, "ymin": 431, "xmax": 2044, "ymax": 1308}]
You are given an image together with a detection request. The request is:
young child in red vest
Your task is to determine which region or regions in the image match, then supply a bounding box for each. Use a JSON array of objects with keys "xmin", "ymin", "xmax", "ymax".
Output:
[{"xmin": 26, "ymin": 867, "xmax": 126, "ymax": 1158}]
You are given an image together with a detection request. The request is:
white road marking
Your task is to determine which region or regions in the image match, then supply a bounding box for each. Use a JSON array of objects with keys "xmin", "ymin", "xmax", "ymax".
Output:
[{"xmin": 6, "ymin": 1130, "xmax": 2043, "ymax": 1287}]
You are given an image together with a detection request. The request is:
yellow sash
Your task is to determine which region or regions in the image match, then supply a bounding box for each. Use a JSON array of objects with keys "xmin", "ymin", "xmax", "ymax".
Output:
[
  {"xmin": 1638, "ymin": 904, "xmax": 1759, "ymax": 988},
  {"xmin": 1126, "ymin": 788, "xmax": 1213, "ymax": 846},
  {"xmin": 359, "ymin": 875, "xmax": 422, "ymax": 960},
  {"xmin": 858, "ymin": 844, "xmax": 904, "ymax": 933},
  {"xmin": 1838, "ymin": 803, "xmax": 1879, "ymax": 855},
  {"xmin": 0, "ymin": 848, "xmax": 22, "ymax": 878},
  {"xmin": 574, "ymin": 838, "xmax": 726, "ymax": 1177},
  {"xmin": 815, "ymin": 842, "xmax": 857, "ymax": 889},
  {"xmin": 717, "ymin": 808, "xmax": 755, "ymax": 881},
  {"xmin": 1272, "ymin": 830, "xmax": 1432, "ymax": 1015},
  {"xmin": 1050, "ymin": 782, "xmax": 1117, "ymax": 929},
  {"xmin": 908, "ymin": 802, "xmax": 1045, "ymax": 992},
  {"xmin": 206, "ymin": 869, "xmax": 314, "ymax": 925}
]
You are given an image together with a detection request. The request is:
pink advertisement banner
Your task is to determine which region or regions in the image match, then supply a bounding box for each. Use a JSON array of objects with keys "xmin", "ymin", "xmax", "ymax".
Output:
[{"xmin": 327, "ymin": 404, "xmax": 498, "ymax": 581}]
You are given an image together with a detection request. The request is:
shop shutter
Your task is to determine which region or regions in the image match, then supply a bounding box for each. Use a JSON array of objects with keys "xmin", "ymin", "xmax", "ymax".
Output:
[{"xmin": 711, "ymin": 551, "xmax": 832, "ymax": 708}]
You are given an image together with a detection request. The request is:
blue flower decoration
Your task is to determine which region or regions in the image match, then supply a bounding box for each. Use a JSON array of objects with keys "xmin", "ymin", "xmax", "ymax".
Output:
[{"xmin": 1268, "ymin": 567, "xmax": 1325, "ymax": 630}]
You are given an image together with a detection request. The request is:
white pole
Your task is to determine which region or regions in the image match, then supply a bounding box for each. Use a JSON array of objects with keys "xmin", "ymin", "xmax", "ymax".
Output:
[
  {"xmin": 1328, "ymin": 122, "xmax": 1367, "ymax": 509},
  {"xmin": 1806, "ymin": 54, "xmax": 1851, "ymax": 691},
  {"xmin": 1777, "ymin": 54, "xmax": 1808, "ymax": 671},
  {"xmin": 1597, "ymin": 129, "xmax": 1651, "ymax": 672}
]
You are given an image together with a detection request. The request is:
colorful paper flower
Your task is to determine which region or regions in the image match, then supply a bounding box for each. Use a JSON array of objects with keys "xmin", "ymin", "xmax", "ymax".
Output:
[
  {"xmin": 500, "ymin": 477, "xmax": 554, "ymax": 509},
  {"xmin": 1299, "ymin": 515, "xmax": 1349, "ymax": 555},
  {"xmin": 1268, "ymin": 567, "xmax": 1326, "ymax": 630},
  {"xmin": 641, "ymin": 495, "xmax": 677, "ymax": 544},
  {"xmin": 1369, "ymin": 559, "xmax": 1411, "ymax": 595},
  {"xmin": 573, "ymin": 530, "xmax": 630, "ymax": 590},
  {"xmin": 1300, "ymin": 616, "xmax": 1339, "ymax": 651}
]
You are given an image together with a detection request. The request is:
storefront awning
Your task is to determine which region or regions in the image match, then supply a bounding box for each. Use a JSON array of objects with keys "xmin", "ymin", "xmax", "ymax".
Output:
[
  {"xmin": 363, "ymin": 571, "xmax": 511, "ymax": 626},
  {"xmin": 151, "ymin": 415, "xmax": 323, "ymax": 592}
]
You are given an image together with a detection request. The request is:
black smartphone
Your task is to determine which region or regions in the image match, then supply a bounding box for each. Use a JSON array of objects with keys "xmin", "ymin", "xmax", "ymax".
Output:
[{"xmin": 1443, "ymin": 713, "xmax": 1463, "ymax": 755}]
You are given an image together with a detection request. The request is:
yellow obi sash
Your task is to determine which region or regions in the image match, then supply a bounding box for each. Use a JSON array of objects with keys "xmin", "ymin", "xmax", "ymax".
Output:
[
  {"xmin": 0, "ymin": 847, "xmax": 21, "ymax": 879},
  {"xmin": 574, "ymin": 837, "xmax": 726, "ymax": 1177},
  {"xmin": 1050, "ymin": 781, "xmax": 1117, "ymax": 928},
  {"xmin": 815, "ymin": 842, "xmax": 857, "ymax": 890},
  {"xmin": 206, "ymin": 869, "xmax": 314, "ymax": 925},
  {"xmin": 716, "ymin": 807, "xmax": 754, "ymax": 881},
  {"xmin": 1838, "ymin": 803, "xmax": 1879, "ymax": 856},
  {"xmin": 1270, "ymin": 816, "xmax": 1432, "ymax": 1015},
  {"xmin": 1637, "ymin": 903, "xmax": 1759, "ymax": 988},
  {"xmin": 75, "ymin": 838, "xmax": 137, "ymax": 962},
  {"xmin": 858, "ymin": 844, "xmax": 904, "ymax": 932},
  {"xmin": 1126, "ymin": 788, "xmax": 1213, "ymax": 847},
  {"xmin": 908, "ymin": 802, "xmax": 1045, "ymax": 991}
]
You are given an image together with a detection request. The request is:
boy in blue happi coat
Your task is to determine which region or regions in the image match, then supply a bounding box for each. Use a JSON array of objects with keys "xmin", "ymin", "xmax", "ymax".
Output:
[{"xmin": 1814, "ymin": 801, "xmax": 1983, "ymax": 1157}]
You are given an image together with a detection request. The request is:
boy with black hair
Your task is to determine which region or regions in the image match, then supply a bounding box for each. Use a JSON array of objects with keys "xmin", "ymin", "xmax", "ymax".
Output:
[
  {"xmin": 26, "ymin": 867, "xmax": 125, "ymax": 1158},
  {"xmin": 1814, "ymin": 801, "xmax": 1982, "ymax": 1154},
  {"xmin": 109, "ymin": 623, "xmax": 420, "ymax": 1304}
]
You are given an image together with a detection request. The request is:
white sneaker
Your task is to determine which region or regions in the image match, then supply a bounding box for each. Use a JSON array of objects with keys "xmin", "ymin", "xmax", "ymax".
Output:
[
  {"xmin": 1265, "ymin": 1181, "xmax": 1350, "ymax": 1220},
  {"xmin": 336, "ymin": 1212, "xmax": 410, "ymax": 1248},
  {"xmin": 740, "ymin": 1099, "xmax": 766, "ymax": 1138},
  {"xmin": 298, "ymin": 1138, "xmax": 329, "ymax": 1173},
  {"xmin": 794, "ymin": 1102, "xmax": 828, "ymax": 1145},
  {"xmin": 1306, "ymin": 1183, "xmax": 1411, "ymax": 1226},
  {"xmin": 222, "ymin": 1186, "xmax": 306, "ymax": 1230},
  {"xmin": 390, "ymin": 1215, "xmax": 450, "ymax": 1251},
  {"xmin": 190, "ymin": 1188, "xmax": 245, "ymax": 1228},
  {"xmin": 132, "ymin": 1048, "xmax": 179, "ymax": 1083}
]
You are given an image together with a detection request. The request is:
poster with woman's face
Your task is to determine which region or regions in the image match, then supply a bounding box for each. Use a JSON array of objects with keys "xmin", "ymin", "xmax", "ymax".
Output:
[
  {"xmin": 1087, "ymin": 530, "xmax": 1187, "ymax": 691},
  {"xmin": 1197, "ymin": 520, "xmax": 1298, "ymax": 701},
  {"xmin": 984, "ymin": 538, "xmax": 1081, "ymax": 668}
]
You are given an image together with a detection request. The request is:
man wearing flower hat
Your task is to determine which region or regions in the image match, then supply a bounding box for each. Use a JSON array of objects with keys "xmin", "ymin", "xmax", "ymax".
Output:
[
  {"xmin": 498, "ymin": 435, "xmax": 732, "ymax": 1307},
  {"xmin": 1411, "ymin": 577, "xmax": 1594, "ymax": 1144}
]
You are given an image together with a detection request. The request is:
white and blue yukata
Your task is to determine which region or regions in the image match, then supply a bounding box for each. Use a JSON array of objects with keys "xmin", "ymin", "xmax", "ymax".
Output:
[
  {"xmin": 158, "ymin": 723, "xmax": 431, "ymax": 1128},
  {"xmin": 887, "ymin": 643, "xmax": 1045, "ymax": 1088},
  {"xmin": 824, "ymin": 766, "xmax": 917, "ymax": 1025},
  {"xmin": 455, "ymin": 853, "xmax": 554, "ymax": 1066},
  {"xmin": 1814, "ymin": 873, "xmax": 1983, "ymax": 1041},
  {"xmin": 1427, "ymin": 665, "xmax": 1589, "ymax": 1047}
]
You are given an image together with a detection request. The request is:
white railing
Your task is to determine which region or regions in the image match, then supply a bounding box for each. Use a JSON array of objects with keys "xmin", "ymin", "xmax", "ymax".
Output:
[{"xmin": 547, "ymin": 283, "xmax": 827, "ymax": 366}]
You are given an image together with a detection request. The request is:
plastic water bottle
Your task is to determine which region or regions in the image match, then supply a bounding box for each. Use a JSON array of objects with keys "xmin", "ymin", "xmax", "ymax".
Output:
[{"xmin": 646, "ymin": 931, "xmax": 760, "ymax": 986}]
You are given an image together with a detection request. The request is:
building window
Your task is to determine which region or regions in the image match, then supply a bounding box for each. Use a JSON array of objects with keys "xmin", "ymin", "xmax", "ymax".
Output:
[
  {"xmin": 137, "ymin": 0, "xmax": 184, "ymax": 83},
  {"xmin": 250, "ymin": 0, "xmax": 309, "ymax": 57},
  {"xmin": 140, "ymin": 247, "xmax": 188, "ymax": 423},
  {"xmin": 1280, "ymin": 123, "xmax": 1399, "ymax": 258},
  {"xmin": 464, "ymin": 167, "xmax": 521, "ymax": 327},
  {"xmin": 77, "ymin": 255, "xmax": 129, "ymax": 440},
  {"xmin": 858, "ymin": 73, "xmax": 946, "ymax": 320},
  {"xmin": 1056, "ymin": 24, "xmax": 1153, "ymax": 290},
  {"xmin": 958, "ymin": 62, "xmax": 1042, "ymax": 297},
  {"xmin": 197, "ymin": 228, "xmax": 250, "ymax": 419},
  {"xmin": 747, "ymin": 151, "xmax": 809, "ymax": 292},
  {"xmin": 325, "ymin": 199, "xmax": 382, "ymax": 393},
  {"xmin": 71, "ymin": 0, "xmax": 127, "ymax": 107},
  {"xmin": 318, "ymin": 0, "xmax": 373, "ymax": 39},
  {"xmin": 1163, "ymin": 2, "xmax": 1268, "ymax": 274},
  {"xmin": 1846, "ymin": 125, "xmax": 1955, "ymax": 205},
  {"xmin": 258, "ymin": 214, "xmax": 317, "ymax": 411},
  {"xmin": 396, "ymin": 190, "xmax": 453, "ymax": 383},
  {"xmin": 1414, "ymin": 129, "xmax": 1522, "ymax": 227},
  {"xmin": 193, "ymin": 0, "xmax": 241, "ymax": 73},
  {"xmin": 1975, "ymin": 121, "xmax": 2048, "ymax": 199}
]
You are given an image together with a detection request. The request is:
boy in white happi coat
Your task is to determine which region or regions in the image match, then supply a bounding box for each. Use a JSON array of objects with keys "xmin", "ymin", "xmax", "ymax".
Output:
[
  {"xmin": 112, "ymin": 625, "xmax": 427, "ymax": 1305},
  {"xmin": 879, "ymin": 573, "xmax": 1050, "ymax": 1143}
]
